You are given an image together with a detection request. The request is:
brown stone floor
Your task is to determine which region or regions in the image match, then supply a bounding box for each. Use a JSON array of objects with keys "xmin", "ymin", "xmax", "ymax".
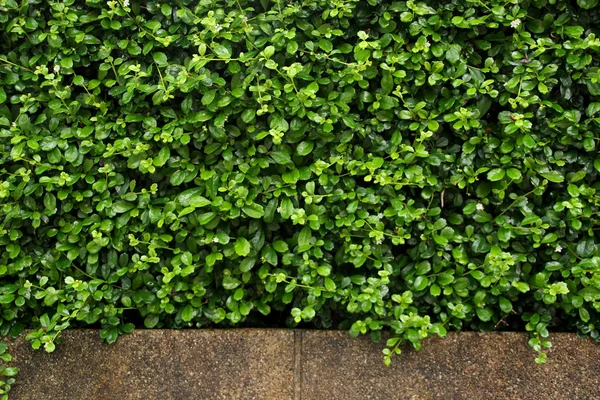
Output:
[{"xmin": 7, "ymin": 330, "xmax": 600, "ymax": 399}]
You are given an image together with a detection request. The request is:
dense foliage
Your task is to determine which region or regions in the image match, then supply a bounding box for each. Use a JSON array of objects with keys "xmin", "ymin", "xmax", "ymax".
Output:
[{"xmin": 1, "ymin": 0, "xmax": 600, "ymax": 377}]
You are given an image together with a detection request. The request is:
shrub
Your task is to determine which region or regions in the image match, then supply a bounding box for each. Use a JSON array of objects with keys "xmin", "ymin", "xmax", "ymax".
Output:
[{"xmin": 1, "ymin": 0, "xmax": 600, "ymax": 369}]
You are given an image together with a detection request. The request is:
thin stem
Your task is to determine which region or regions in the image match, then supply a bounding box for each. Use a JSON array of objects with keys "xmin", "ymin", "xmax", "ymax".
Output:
[{"xmin": 497, "ymin": 188, "xmax": 537, "ymax": 218}]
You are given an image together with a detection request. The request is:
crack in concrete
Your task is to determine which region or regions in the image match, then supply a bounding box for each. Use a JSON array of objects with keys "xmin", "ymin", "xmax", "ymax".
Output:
[{"xmin": 293, "ymin": 330, "xmax": 303, "ymax": 400}]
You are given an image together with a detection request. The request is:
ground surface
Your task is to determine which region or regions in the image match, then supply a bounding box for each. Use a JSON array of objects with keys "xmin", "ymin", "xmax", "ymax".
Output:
[{"xmin": 9, "ymin": 330, "xmax": 600, "ymax": 399}]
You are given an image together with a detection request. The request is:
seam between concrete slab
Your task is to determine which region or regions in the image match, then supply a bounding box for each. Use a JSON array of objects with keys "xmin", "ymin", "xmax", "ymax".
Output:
[{"xmin": 294, "ymin": 330, "xmax": 303, "ymax": 400}]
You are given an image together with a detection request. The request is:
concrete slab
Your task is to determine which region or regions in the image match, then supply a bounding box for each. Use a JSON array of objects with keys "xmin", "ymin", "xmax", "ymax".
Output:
[
  {"xmin": 9, "ymin": 329, "xmax": 295, "ymax": 400},
  {"xmin": 300, "ymin": 331, "xmax": 600, "ymax": 400},
  {"xmin": 6, "ymin": 330, "xmax": 600, "ymax": 399}
]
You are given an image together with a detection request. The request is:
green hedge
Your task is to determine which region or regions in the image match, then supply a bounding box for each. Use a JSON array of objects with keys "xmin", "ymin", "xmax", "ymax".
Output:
[{"xmin": 1, "ymin": 0, "xmax": 600, "ymax": 369}]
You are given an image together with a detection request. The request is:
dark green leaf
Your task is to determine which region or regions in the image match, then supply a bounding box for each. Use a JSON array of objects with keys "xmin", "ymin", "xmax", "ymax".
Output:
[{"xmin": 153, "ymin": 52, "xmax": 168, "ymax": 65}]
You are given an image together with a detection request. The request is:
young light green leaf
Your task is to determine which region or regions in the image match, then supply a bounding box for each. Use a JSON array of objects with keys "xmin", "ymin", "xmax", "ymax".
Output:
[
  {"xmin": 181, "ymin": 305, "xmax": 194, "ymax": 322},
  {"xmin": 235, "ymin": 237, "xmax": 251, "ymax": 256},
  {"xmin": 540, "ymin": 171, "xmax": 564, "ymax": 183}
]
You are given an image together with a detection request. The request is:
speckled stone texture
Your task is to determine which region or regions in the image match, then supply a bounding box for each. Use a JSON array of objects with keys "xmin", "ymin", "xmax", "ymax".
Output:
[
  {"xmin": 7, "ymin": 330, "xmax": 600, "ymax": 399},
  {"xmin": 9, "ymin": 329, "xmax": 295, "ymax": 400},
  {"xmin": 301, "ymin": 331, "xmax": 600, "ymax": 400}
]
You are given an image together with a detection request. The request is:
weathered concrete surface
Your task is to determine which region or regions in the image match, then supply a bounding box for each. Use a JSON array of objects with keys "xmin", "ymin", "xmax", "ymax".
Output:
[
  {"xmin": 9, "ymin": 329, "xmax": 295, "ymax": 400},
  {"xmin": 301, "ymin": 331, "xmax": 600, "ymax": 400},
  {"xmin": 7, "ymin": 330, "xmax": 600, "ymax": 399}
]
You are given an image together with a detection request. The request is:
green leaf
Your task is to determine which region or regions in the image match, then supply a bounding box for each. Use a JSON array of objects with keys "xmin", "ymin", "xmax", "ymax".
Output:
[
  {"xmin": 213, "ymin": 44, "xmax": 231, "ymax": 58},
  {"xmin": 189, "ymin": 195, "xmax": 211, "ymax": 208},
  {"xmin": 487, "ymin": 168, "xmax": 505, "ymax": 181},
  {"xmin": 296, "ymin": 141, "xmax": 314, "ymax": 156},
  {"xmin": 499, "ymin": 297, "xmax": 513, "ymax": 313},
  {"xmin": 433, "ymin": 218, "xmax": 447, "ymax": 230},
  {"xmin": 113, "ymin": 201, "xmax": 135, "ymax": 213},
  {"xmin": 234, "ymin": 288, "xmax": 244, "ymax": 301},
  {"xmin": 526, "ymin": 19, "xmax": 545, "ymax": 34},
  {"xmin": 577, "ymin": 0, "xmax": 598, "ymax": 10},
  {"xmin": 44, "ymin": 193, "xmax": 57, "ymax": 211},
  {"xmin": 318, "ymin": 39, "xmax": 333, "ymax": 52},
  {"xmin": 280, "ymin": 198, "xmax": 294, "ymax": 219},
  {"xmin": 523, "ymin": 135, "xmax": 536, "ymax": 148},
  {"xmin": 273, "ymin": 240, "xmax": 289, "ymax": 253},
  {"xmin": 198, "ymin": 212, "xmax": 216, "ymax": 225},
  {"xmin": 44, "ymin": 342, "xmax": 55, "ymax": 353},
  {"xmin": 180, "ymin": 252, "xmax": 193, "ymax": 266},
  {"xmin": 265, "ymin": 59, "xmax": 278, "ymax": 69},
  {"xmin": 235, "ymin": 237, "xmax": 251, "ymax": 257},
  {"xmin": 506, "ymin": 168, "xmax": 522, "ymax": 180},
  {"xmin": 540, "ymin": 171, "xmax": 564, "ymax": 183},
  {"xmin": 0, "ymin": 87, "xmax": 6, "ymax": 104},
  {"xmin": 445, "ymin": 44, "xmax": 461, "ymax": 64},
  {"xmin": 324, "ymin": 277, "xmax": 336, "ymax": 291},
  {"xmin": 414, "ymin": 276, "xmax": 430, "ymax": 291},
  {"xmin": 287, "ymin": 41, "xmax": 299, "ymax": 54},
  {"xmin": 0, "ymin": 294, "xmax": 14, "ymax": 304},
  {"xmin": 586, "ymin": 102, "xmax": 600, "ymax": 117},
  {"xmin": 64, "ymin": 146, "xmax": 79, "ymax": 163},
  {"xmin": 513, "ymin": 282, "xmax": 530, "ymax": 293},
  {"xmin": 498, "ymin": 228, "xmax": 511, "ymax": 242},
  {"xmin": 161, "ymin": 3, "xmax": 172, "ymax": 16},
  {"xmin": 381, "ymin": 70, "xmax": 394, "ymax": 95},
  {"xmin": 240, "ymin": 257, "xmax": 256, "ymax": 273},
  {"xmin": 153, "ymin": 52, "xmax": 168, "ymax": 65},
  {"xmin": 222, "ymin": 276, "xmax": 241, "ymax": 290},
  {"xmin": 153, "ymin": 146, "xmax": 170, "ymax": 167},
  {"xmin": 282, "ymin": 169, "xmax": 300, "ymax": 184},
  {"xmin": 298, "ymin": 226, "xmax": 312, "ymax": 252},
  {"xmin": 437, "ymin": 273, "xmax": 454, "ymax": 286},
  {"xmin": 176, "ymin": 188, "xmax": 203, "ymax": 206},
  {"xmin": 170, "ymin": 170, "xmax": 186, "ymax": 186},
  {"xmin": 262, "ymin": 46, "xmax": 275, "ymax": 59},
  {"xmin": 242, "ymin": 204, "xmax": 264, "ymax": 219},
  {"xmin": 541, "ymin": 233, "xmax": 558, "ymax": 244},
  {"xmin": 476, "ymin": 307, "xmax": 494, "ymax": 322},
  {"xmin": 433, "ymin": 235, "xmax": 448, "ymax": 245},
  {"xmin": 270, "ymin": 151, "xmax": 291, "ymax": 164},
  {"xmin": 354, "ymin": 48, "xmax": 371, "ymax": 63},
  {"xmin": 579, "ymin": 307, "xmax": 590, "ymax": 322},
  {"xmin": 316, "ymin": 265, "xmax": 331, "ymax": 276},
  {"xmin": 181, "ymin": 305, "xmax": 194, "ymax": 322},
  {"xmin": 144, "ymin": 314, "xmax": 159, "ymax": 328},
  {"xmin": 262, "ymin": 246, "xmax": 277, "ymax": 266},
  {"xmin": 576, "ymin": 238, "xmax": 595, "ymax": 258}
]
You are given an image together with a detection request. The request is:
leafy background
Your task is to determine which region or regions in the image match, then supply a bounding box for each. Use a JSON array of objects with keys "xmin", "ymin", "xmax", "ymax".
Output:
[{"xmin": 1, "ymin": 0, "xmax": 600, "ymax": 374}]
